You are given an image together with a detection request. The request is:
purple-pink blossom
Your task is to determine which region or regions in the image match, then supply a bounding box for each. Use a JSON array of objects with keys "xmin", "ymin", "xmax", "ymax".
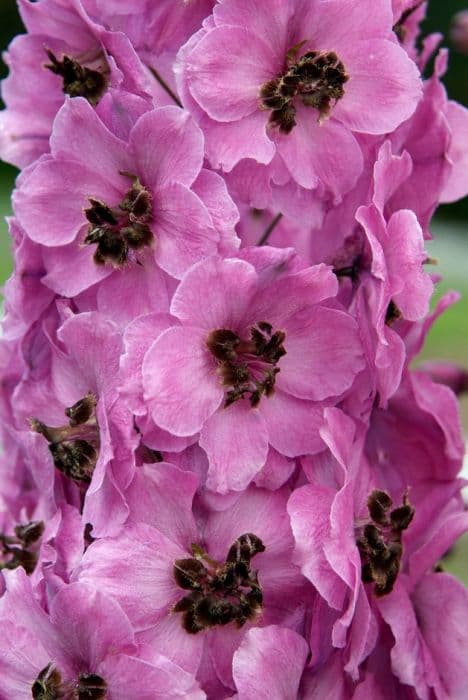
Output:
[{"xmin": 0, "ymin": 0, "xmax": 467, "ymax": 697}]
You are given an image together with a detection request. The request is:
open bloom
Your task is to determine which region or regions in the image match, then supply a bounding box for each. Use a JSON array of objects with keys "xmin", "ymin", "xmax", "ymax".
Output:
[
  {"xmin": 0, "ymin": 0, "xmax": 151, "ymax": 168},
  {"xmin": 0, "ymin": 569, "xmax": 204, "ymax": 699},
  {"xmin": 75, "ymin": 468, "xmax": 307, "ymax": 694},
  {"xmin": 13, "ymin": 97, "xmax": 231, "ymax": 297},
  {"xmin": 177, "ymin": 0, "xmax": 422, "ymax": 197},
  {"xmin": 141, "ymin": 250, "xmax": 364, "ymax": 492}
]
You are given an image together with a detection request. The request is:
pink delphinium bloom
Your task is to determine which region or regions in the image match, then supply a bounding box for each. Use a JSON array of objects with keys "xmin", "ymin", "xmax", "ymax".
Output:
[
  {"xmin": 0, "ymin": 500, "xmax": 83, "ymax": 598},
  {"xmin": 75, "ymin": 469, "xmax": 308, "ymax": 694},
  {"xmin": 288, "ymin": 404, "xmax": 468, "ymax": 690},
  {"xmin": 141, "ymin": 250, "xmax": 364, "ymax": 492},
  {"xmin": 0, "ymin": 0, "xmax": 151, "ymax": 168},
  {"xmin": 0, "ymin": 569, "xmax": 204, "ymax": 699},
  {"xmin": 177, "ymin": 0, "xmax": 422, "ymax": 198},
  {"xmin": 13, "ymin": 97, "xmax": 231, "ymax": 298},
  {"xmin": 13, "ymin": 310, "xmax": 137, "ymax": 537}
]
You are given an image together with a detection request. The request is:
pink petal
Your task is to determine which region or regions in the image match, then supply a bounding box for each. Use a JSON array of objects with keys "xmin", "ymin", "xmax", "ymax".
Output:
[
  {"xmin": 276, "ymin": 110, "xmax": 363, "ymax": 194},
  {"xmin": 171, "ymin": 256, "xmax": 257, "ymax": 330},
  {"xmin": 143, "ymin": 326, "xmax": 223, "ymax": 436},
  {"xmin": 278, "ymin": 307, "xmax": 365, "ymax": 401},
  {"xmin": 126, "ymin": 462, "xmax": 198, "ymax": 548},
  {"xmin": 100, "ymin": 654, "xmax": 205, "ymax": 700},
  {"xmin": 50, "ymin": 583, "xmax": 135, "ymax": 669},
  {"xmin": 154, "ymin": 183, "xmax": 219, "ymax": 279},
  {"xmin": 413, "ymin": 572, "xmax": 468, "ymax": 700},
  {"xmin": 232, "ymin": 625, "xmax": 309, "ymax": 699},
  {"xmin": 75, "ymin": 523, "xmax": 185, "ymax": 630},
  {"xmin": 130, "ymin": 107, "xmax": 204, "ymax": 190},
  {"xmin": 13, "ymin": 160, "xmax": 113, "ymax": 246},
  {"xmin": 260, "ymin": 390, "xmax": 324, "ymax": 457},
  {"xmin": 185, "ymin": 26, "xmax": 275, "ymax": 121},
  {"xmin": 50, "ymin": 97, "xmax": 131, "ymax": 184},
  {"xmin": 334, "ymin": 40, "xmax": 422, "ymax": 134},
  {"xmin": 200, "ymin": 402, "xmax": 269, "ymax": 493}
]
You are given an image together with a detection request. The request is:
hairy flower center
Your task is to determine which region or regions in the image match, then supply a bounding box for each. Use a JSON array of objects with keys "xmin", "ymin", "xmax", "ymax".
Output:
[
  {"xmin": 45, "ymin": 49, "xmax": 108, "ymax": 106},
  {"xmin": 260, "ymin": 44, "xmax": 348, "ymax": 134},
  {"xmin": 84, "ymin": 174, "xmax": 153, "ymax": 267},
  {"xmin": 206, "ymin": 323, "xmax": 286, "ymax": 407},
  {"xmin": 30, "ymin": 393, "xmax": 100, "ymax": 485},
  {"xmin": 0, "ymin": 520, "xmax": 44, "ymax": 575},
  {"xmin": 173, "ymin": 533, "xmax": 265, "ymax": 634},
  {"xmin": 357, "ymin": 489, "xmax": 414, "ymax": 596},
  {"xmin": 32, "ymin": 664, "xmax": 107, "ymax": 700}
]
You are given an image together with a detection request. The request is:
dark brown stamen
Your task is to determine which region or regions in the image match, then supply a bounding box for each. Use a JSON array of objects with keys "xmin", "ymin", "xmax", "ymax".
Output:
[
  {"xmin": 31, "ymin": 393, "xmax": 99, "ymax": 484},
  {"xmin": 333, "ymin": 255, "xmax": 362, "ymax": 282},
  {"xmin": 76, "ymin": 673, "xmax": 107, "ymax": 699},
  {"xmin": 260, "ymin": 47, "xmax": 348, "ymax": 133},
  {"xmin": 32, "ymin": 665, "xmax": 107, "ymax": 700},
  {"xmin": 173, "ymin": 533, "xmax": 265, "ymax": 634},
  {"xmin": 84, "ymin": 174, "xmax": 153, "ymax": 267},
  {"xmin": 45, "ymin": 50, "xmax": 108, "ymax": 106},
  {"xmin": 0, "ymin": 520, "xmax": 44, "ymax": 575},
  {"xmin": 393, "ymin": 1, "xmax": 425, "ymax": 42},
  {"xmin": 207, "ymin": 323, "xmax": 286, "ymax": 408},
  {"xmin": 385, "ymin": 300, "xmax": 402, "ymax": 325},
  {"xmin": 357, "ymin": 490, "xmax": 414, "ymax": 596},
  {"xmin": 32, "ymin": 664, "xmax": 63, "ymax": 700}
]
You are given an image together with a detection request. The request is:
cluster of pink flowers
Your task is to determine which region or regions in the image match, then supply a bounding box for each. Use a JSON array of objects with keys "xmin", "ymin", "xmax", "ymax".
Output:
[{"xmin": 1, "ymin": 0, "xmax": 468, "ymax": 697}]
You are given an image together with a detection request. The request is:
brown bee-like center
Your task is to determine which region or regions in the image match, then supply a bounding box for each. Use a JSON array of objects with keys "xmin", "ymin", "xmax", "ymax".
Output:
[
  {"xmin": 84, "ymin": 174, "xmax": 153, "ymax": 268},
  {"xmin": 357, "ymin": 489, "xmax": 414, "ymax": 596},
  {"xmin": 0, "ymin": 520, "xmax": 44, "ymax": 575},
  {"xmin": 31, "ymin": 393, "xmax": 99, "ymax": 485},
  {"xmin": 32, "ymin": 664, "xmax": 107, "ymax": 700},
  {"xmin": 260, "ymin": 46, "xmax": 348, "ymax": 134},
  {"xmin": 173, "ymin": 533, "xmax": 265, "ymax": 634},
  {"xmin": 45, "ymin": 49, "xmax": 108, "ymax": 106},
  {"xmin": 207, "ymin": 323, "xmax": 286, "ymax": 407}
]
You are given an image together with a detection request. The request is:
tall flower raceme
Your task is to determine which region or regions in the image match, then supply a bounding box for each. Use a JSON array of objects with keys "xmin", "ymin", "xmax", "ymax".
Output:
[{"xmin": 0, "ymin": 1, "xmax": 468, "ymax": 698}]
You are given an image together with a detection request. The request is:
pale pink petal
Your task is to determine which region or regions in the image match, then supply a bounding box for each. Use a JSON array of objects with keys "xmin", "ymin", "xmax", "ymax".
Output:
[
  {"xmin": 130, "ymin": 107, "xmax": 204, "ymax": 190},
  {"xmin": 260, "ymin": 390, "xmax": 324, "ymax": 458},
  {"xmin": 200, "ymin": 402, "xmax": 269, "ymax": 493},
  {"xmin": 154, "ymin": 183, "xmax": 219, "ymax": 279},
  {"xmin": 232, "ymin": 626, "xmax": 309, "ymax": 699},
  {"xmin": 276, "ymin": 110, "xmax": 363, "ymax": 195},
  {"xmin": 143, "ymin": 326, "xmax": 223, "ymax": 436},
  {"xmin": 170, "ymin": 256, "xmax": 257, "ymax": 330},
  {"xmin": 278, "ymin": 307, "xmax": 365, "ymax": 401},
  {"xmin": 186, "ymin": 27, "xmax": 275, "ymax": 121},
  {"xmin": 334, "ymin": 40, "xmax": 422, "ymax": 134}
]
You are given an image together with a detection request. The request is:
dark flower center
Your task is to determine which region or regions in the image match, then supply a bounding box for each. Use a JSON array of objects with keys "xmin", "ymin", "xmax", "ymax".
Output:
[
  {"xmin": 392, "ymin": 1, "xmax": 424, "ymax": 43},
  {"xmin": 0, "ymin": 520, "xmax": 44, "ymax": 575},
  {"xmin": 385, "ymin": 300, "xmax": 402, "ymax": 325},
  {"xmin": 260, "ymin": 43, "xmax": 348, "ymax": 134},
  {"xmin": 45, "ymin": 49, "xmax": 108, "ymax": 106},
  {"xmin": 31, "ymin": 393, "xmax": 99, "ymax": 485},
  {"xmin": 32, "ymin": 664, "xmax": 107, "ymax": 700},
  {"xmin": 207, "ymin": 323, "xmax": 286, "ymax": 407},
  {"xmin": 173, "ymin": 533, "xmax": 265, "ymax": 634},
  {"xmin": 84, "ymin": 174, "xmax": 153, "ymax": 267},
  {"xmin": 357, "ymin": 489, "xmax": 414, "ymax": 596}
]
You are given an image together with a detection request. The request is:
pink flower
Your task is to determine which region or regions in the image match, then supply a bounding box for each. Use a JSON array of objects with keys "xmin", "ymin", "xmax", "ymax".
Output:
[
  {"xmin": 0, "ymin": 0, "xmax": 151, "ymax": 168},
  {"xmin": 141, "ymin": 251, "xmax": 364, "ymax": 492},
  {"xmin": 13, "ymin": 98, "xmax": 231, "ymax": 297},
  {"xmin": 75, "ymin": 471, "xmax": 307, "ymax": 694},
  {"xmin": 0, "ymin": 569, "xmax": 204, "ymax": 699},
  {"xmin": 177, "ymin": 0, "xmax": 422, "ymax": 197}
]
